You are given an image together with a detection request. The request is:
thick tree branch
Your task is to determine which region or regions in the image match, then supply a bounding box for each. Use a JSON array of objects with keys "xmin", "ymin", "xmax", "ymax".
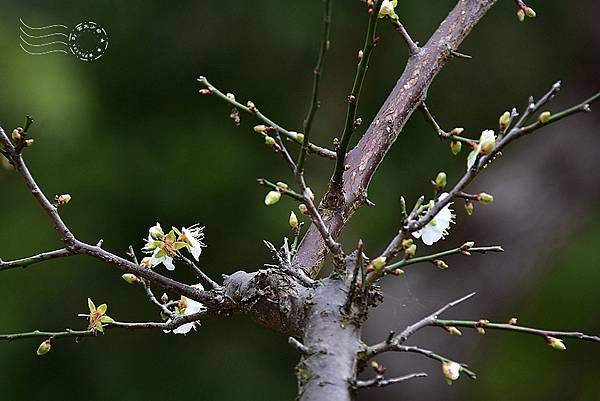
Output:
[{"xmin": 295, "ymin": 0, "xmax": 500, "ymax": 276}]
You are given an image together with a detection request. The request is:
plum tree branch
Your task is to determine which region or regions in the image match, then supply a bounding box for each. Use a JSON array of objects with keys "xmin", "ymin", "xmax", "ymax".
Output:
[
  {"xmin": 298, "ymin": 0, "xmax": 333, "ymax": 171},
  {"xmin": 0, "ymin": 248, "xmax": 73, "ymax": 272}
]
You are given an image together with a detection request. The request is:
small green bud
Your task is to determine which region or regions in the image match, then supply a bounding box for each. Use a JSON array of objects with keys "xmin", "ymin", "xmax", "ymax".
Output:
[
  {"xmin": 276, "ymin": 182, "xmax": 288, "ymax": 189},
  {"xmin": 401, "ymin": 238, "xmax": 413, "ymax": 248},
  {"xmin": 434, "ymin": 172, "xmax": 447, "ymax": 190},
  {"xmin": 539, "ymin": 111, "xmax": 551, "ymax": 124},
  {"xmin": 253, "ymin": 124, "xmax": 267, "ymax": 133},
  {"xmin": 264, "ymin": 136, "xmax": 276, "ymax": 146},
  {"xmin": 290, "ymin": 132, "xmax": 305, "ymax": 144},
  {"xmin": 264, "ymin": 190, "xmax": 281, "ymax": 206},
  {"xmin": 546, "ymin": 336, "xmax": 566, "ymax": 351},
  {"xmin": 56, "ymin": 194, "xmax": 72, "ymax": 205},
  {"xmin": 480, "ymin": 139, "xmax": 495, "ymax": 155},
  {"xmin": 405, "ymin": 244, "xmax": 417, "ymax": 259},
  {"xmin": 499, "ymin": 111, "xmax": 511, "ymax": 130},
  {"xmin": 450, "ymin": 140, "xmax": 462, "ymax": 155},
  {"xmin": 289, "ymin": 211, "xmax": 299, "ymax": 229},
  {"xmin": 121, "ymin": 273, "xmax": 139, "ymax": 284},
  {"xmin": 477, "ymin": 192, "xmax": 494, "ymax": 204},
  {"xmin": 372, "ymin": 256, "xmax": 387, "ymax": 271},
  {"xmin": 525, "ymin": 7, "xmax": 536, "ymax": 18},
  {"xmin": 36, "ymin": 339, "xmax": 52, "ymax": 356},
  {"xmin": 517, "ymin": 9, "xmax": 525, "ymax": 22},
  {"xmin": 465, "ymin": 200, "xmax": 474, "ymax": 215}
]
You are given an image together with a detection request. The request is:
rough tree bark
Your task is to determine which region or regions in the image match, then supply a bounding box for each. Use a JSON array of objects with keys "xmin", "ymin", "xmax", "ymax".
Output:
[{"xmin": 295, "ymin": 0, "xmax": 498, "ymax": 276}]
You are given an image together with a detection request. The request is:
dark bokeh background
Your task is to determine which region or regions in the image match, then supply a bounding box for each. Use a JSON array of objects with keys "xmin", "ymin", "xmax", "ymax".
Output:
[{"xmin": 1, "ymin": 1, "xmax": 599, "ymax": 400}]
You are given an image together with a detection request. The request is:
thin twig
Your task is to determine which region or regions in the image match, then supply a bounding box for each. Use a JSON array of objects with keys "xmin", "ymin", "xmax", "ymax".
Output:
[
  {"xmin": 329, "ymin": 0, "xmax": 384, "ymax": 201},
  {"xmin": 298, "ymin": 0, "xmax": 333, "ymax": 171},
  {"xmin": 391, "ymin": 19, "xmax": 419, "ymax": 55},
  {"xmin": 178, "ymin": 254, "xmax": 221, "ymax": 290},
  {"xmin": 0, "ymin": 248, "xmax": 73, "ymax": 272},
  {"xmin": 197, "ymin": 77, "xmax": 336, "ymax": 160},
  {"xmin": 433, "ymin": 319, "xmax": 600, "ymax": 343},
  {"xmin": 355, "ymin": 372, "xmax": 427, "ymax": 389}
]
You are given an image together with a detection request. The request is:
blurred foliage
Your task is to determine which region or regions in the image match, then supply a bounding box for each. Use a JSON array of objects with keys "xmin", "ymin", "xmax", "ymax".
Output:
[{"xmin": 0, "ymin": 1, "xmax": 597, "ymax": 400}]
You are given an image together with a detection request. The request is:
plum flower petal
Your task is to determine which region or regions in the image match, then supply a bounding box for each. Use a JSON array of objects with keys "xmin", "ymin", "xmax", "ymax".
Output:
[
  {"xmin": 413, "ymin": 193, "xmax": 455, "ymax": 245},
  {"xmin": 467, "ymin": 130, "xmax": 496, "ymax": 170},
  {"xmin": 165, "ymin": 284, "xmax": 206, "ymax": 335}
]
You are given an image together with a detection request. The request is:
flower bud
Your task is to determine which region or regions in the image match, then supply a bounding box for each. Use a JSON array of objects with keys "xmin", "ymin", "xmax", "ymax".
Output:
[
  {"xmin": 247, "ymin": 101, "xmax": 256, "ymax": 111},
  {"xmin": 499, "ymin": 111, "xmax": 511, "ymax": 130},
  {"xmin": 357, "ymin": 50, "xmax": 364, "ymax": 61},
  {"xmin": 465, "ymin": 200, "xmax": 474, "ymax": 215},
  {"xmin": 264, "ymin": 190, "xmax": 281, "ymax": 206},
  {"xmin": 476, "ymin": 327, "xmax": 486, "ymax": 335},
  {"xmin": 477, "ymin": 192, "xmax": 494, "ymax": 204},
  {"xmin": 445, "ymin": 326, "xmax": 462, "ymax": 336},
  {"xmin": 517, "ymin": 9, "xmax": 525, "ymax": 22},
  {"xmin": 450, "ymin": 127, "xmax": 464, "ymax": 136},
  {"xmin": 298, "ymin": 203, "xmax": 309, "ymax": 215},
  {"xmin": 508, "ymin": 317, "xmax": 518, "ymax": 325},
  {"xmin": 12, "ymin": 129, "xmax": 22, "ymax": 141},
  {"xmin": 291, "ymin": 132, "xmax": 305, "ymax": 144},
  {"xmin": 199, "ymin": 89, "xmax": 211, "ymax": 95},
  {"xmin": 480, "ymin": 139, "xmax": 495, "ymax": 155},
  {"xmin": 433, "ymin": 259, "xmax": 448, "ymax": 269},
  {"xmin": 289, "ymin": 211, "xmax": 299, "ymax": 229},
  {"xmin": 442, "ymin": 360, "xmax": 461, "ymax": 384},
  {"xmin": 276, "ymin": 182, "xmax": 288, "ymax": 189},
  {"xmin": 264, "ymin": 136, "xmax": 276, "ymax": 146},
  {"xmin": 161, "ymin": 293, "xmax": 169, "ymax": 304},
  {"xmin": 546, "ymin": 336, "xmax": 566, "ymax": 351},
  {"xmin": 305, "ymin": 187, "xmax": 315, "ymax": 201},
  {"xmin": 434, "ymin": 172, "xmax": 447, "ymax": 190},
  {"xmin": 539, "ymin": 111, "xmax": 551, "ymax": 124},
  {"xmin": 253, "ymin": 124, "xmax": 267, "ymax": 133},
  {"xmin": 391, "ymin": 268, "xmax": 404, "ymax": 276},
  {"xmin": 226, "ymin": 93, "xmax": 236, "ymax": 101},
  {"xmin": 450, "ymin": 140, "xmax": 462, "ymax": 155},
  {"xmin": 404, "ymin": 244, "xmax": 417, "ymax": 259},
  {"xmin": 121, "ymin": 273, "xmax": 139, "ymax": 284},
  {"xmin": 401, "ymin": 238, "xmax": 413, "ymax": 248},
  {"xmin": 525, "ymin": 7, "xmax": 536, "ymax": 18},
  {"xmin": 372, "ymin": 256, "xmax": 387, "ymax": 271},
  {"xmin": 36, "ymin": 339, "xmax": 52, "ymax": 356},
  {"xmin": 462, "ymin": 241, "xmax": 475, "ymax": 250},
  {"xmin": 25, "ymin": 139, "xmax": 35, "ymax": 147},
  {"xmin": 140, "ymin": 257, "xmax": 152, "ymax": 268},
  {"xmin": 56, "ymin": 194, "xmax": 72, "ymax": 205}
]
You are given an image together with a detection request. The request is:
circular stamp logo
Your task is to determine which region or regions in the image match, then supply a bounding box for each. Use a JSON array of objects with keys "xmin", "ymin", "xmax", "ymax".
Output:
[{"xmin": 68, "ymin": 22, "xmax": 109, "ymax": 61}]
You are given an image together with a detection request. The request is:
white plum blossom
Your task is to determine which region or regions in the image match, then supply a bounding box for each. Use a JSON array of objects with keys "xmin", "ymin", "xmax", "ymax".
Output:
[
  {"xmin": 143, "ymin": 222, "xmax": 186, "ymax": 271},
  {"xmin": 379, "ymin": 0, "xmax": 399, "ymax": 20},
  {"xmin": 467, "ymin": 129, "xmax": 496, "ymax": 170},
  {"xmin": 165, "ymin": 284, "xmax": 207, "ymax": 335},
  {"xmin": 442, "ymin": 360, "xmax": 462, "ymax": 384},
  {"xmin": 175, "ymin": 225, "xmax": 206, "ymax": 261},
  {"xmin": 413, "ymin": 193, "xmax": 455, "ymax": 245}
]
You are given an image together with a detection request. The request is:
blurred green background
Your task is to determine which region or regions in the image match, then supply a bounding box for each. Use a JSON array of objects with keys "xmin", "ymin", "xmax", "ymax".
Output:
[{"xmin": 1, "ymin": 1, "xmax": 598, "ymax": 400}]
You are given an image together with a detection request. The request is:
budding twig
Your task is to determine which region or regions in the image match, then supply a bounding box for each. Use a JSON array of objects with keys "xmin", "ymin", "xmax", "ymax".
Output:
[
  {"xmin": 297, "ymin": 0, "xmax": 333, "ymax": 172},
  {"xmin": 197, "ymin": 76, "xmax": 336, "ymax": 160},
  {"xmin": 329, "ymin": 0, "xmax": 384, "ymax": 202},
  {"xmin": 0, "ymin": 248, "xmax": 73, "ymax": 272},
  {"xmin": 355, "ymin": 372, "xmax": 427, "ymax": 389}
]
